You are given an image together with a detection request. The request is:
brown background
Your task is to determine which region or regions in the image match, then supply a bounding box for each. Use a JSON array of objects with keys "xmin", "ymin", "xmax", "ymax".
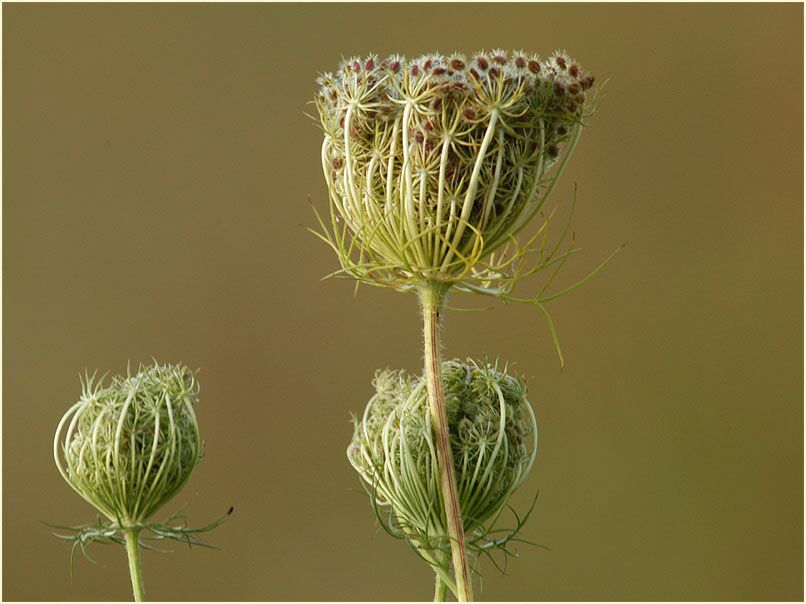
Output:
[{"xmin": 3, "ymin": 3, "xmax": 803, "ymax": 601}]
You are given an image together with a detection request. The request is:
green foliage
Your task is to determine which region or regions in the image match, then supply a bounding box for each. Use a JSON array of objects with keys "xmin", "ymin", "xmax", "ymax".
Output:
[{"xmin": 47, "ymin": 506, "xmax": 233, "ymax": 576}]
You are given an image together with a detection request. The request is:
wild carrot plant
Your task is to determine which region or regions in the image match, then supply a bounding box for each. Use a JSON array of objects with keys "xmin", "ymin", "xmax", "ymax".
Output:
[{"xmin": 312, "ymin": 48, "xmax": 618, "ymax": 601}]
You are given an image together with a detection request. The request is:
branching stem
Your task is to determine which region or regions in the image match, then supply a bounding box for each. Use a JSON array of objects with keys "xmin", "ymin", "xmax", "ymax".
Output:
[{"xmin": 418, "ymin": 283, "xmax": 473, "ymax": 602}]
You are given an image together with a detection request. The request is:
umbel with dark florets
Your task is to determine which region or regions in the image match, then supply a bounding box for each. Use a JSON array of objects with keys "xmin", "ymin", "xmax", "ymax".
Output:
[
  {"xmin": 314, "ymin": 49, "xmax": 598, "ymax": 294},
  {"xmin": 348, "ymin": 359, "xmax": 538, "ymax": 594}
]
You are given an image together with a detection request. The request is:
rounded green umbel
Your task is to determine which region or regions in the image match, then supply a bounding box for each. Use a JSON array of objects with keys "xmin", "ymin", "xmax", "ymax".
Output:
[
  {"xmin": 348, "ymin": 358, "xmax": 538, "ymax": 596},
  {"xmin": 54, "ymin": 362, "xmax": 202, "ymax": 527},
  {"xmin": 52, "ymin": 362, "xmax": 230, "ymax": 601}
]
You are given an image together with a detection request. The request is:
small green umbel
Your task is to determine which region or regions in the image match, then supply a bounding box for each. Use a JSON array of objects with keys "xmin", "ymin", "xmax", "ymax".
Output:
[
  {"xmin": 348, "ymin": 359, "xmax": 538, "ymax": 600},
  {"xmin": 52, "ymin": 362, "xmax": 231, "ymax": 601}
]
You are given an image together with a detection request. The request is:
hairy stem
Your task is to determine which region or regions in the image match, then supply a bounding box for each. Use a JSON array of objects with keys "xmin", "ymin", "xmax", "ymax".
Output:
[
  {"xmin": 418, "ymin": 283, "xmax": 473, "ymax": 602},
  {"xmin": 124, "ymin": 528, "xmax": 145, "ymax": 602}
]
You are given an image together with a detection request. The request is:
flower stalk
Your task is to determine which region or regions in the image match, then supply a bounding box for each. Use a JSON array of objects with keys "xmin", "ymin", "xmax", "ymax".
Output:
[
  {"xmin": 419, "ymin": 282, "xmax": 473, "ymax": 601},
  {"xmin": 434, "ymin": 554, "xmax": 450, "ymax": 602},
  {"xmin": 124, "ymin": 529, "xmax": 145, "ymax": 602}
]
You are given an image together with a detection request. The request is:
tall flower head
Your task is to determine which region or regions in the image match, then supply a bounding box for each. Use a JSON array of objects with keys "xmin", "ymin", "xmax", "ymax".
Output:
[{"xmin": 314, "ymin": 49, "xmax": 598, "ymax": 292}]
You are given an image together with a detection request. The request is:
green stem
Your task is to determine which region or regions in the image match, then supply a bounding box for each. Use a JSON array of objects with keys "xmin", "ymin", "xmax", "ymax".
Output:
[
  {"xmin": 434, "ymin": 573, "xmax": 449, "ymax": 602},
  {"xmin": 418, "ymin": 283, "xmax": 474, "ymax": 602},
  {"xmin": 124, "ymin": 528, "xmax": 145, "ymax": 602},
  {"xmin": 433, "ymin": 550, "xmax": 451, "ymax": 601}
]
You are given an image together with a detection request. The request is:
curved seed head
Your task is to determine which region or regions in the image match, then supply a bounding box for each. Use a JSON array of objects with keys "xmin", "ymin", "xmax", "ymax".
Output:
[{"xmin": 314, "ymin": 49, "xmax": 598, "ymax": 290}]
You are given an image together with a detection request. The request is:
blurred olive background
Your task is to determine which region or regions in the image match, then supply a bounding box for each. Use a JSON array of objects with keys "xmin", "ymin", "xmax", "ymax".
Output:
[{"xmin": 3, "ymin": 3, "xmax": 803, "ymax": 601}]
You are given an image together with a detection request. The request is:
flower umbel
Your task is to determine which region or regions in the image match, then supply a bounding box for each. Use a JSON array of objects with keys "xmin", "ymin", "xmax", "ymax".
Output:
[
  {"xmin": 313, "ymin": 49, "xmax": 600, "ymax": 294},
  {"xmin": 54, "ymin": 362, "xmax": 202, "ymax": 525},
  {"xmin": 348, "ymin": 359, "xmax": 538, "ymax": 588},
  {"xmin": 51, "ymin": 362, "xmax": 230, "ymax": 601}
]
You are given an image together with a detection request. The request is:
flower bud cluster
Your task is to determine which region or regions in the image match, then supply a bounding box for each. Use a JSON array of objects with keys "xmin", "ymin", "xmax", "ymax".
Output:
[
  {"xmin": 348, "ymin": 359, "xmax": 537, "ymax": 546},
  {"xmin": 54, "ymin": 363, "xmax": 202, "ymax": 527},
  {"xmin": 315, "ymin": 49, "xmax": 595, "ymax": 287}
]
